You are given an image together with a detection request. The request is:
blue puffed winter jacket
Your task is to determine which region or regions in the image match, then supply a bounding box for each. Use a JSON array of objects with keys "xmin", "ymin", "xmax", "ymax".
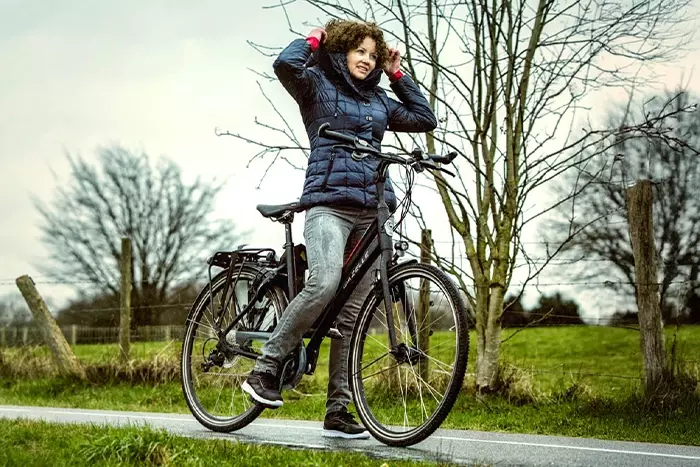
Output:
[{"xmin": 273, "ymin": 38, "xmax": 437, "ymax": 211}]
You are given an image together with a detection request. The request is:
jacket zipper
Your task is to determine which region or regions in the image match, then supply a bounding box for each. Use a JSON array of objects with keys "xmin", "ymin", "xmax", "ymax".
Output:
[{"xmin": 320, "ymin": 151, "xmax": 336, "ymax": 192}]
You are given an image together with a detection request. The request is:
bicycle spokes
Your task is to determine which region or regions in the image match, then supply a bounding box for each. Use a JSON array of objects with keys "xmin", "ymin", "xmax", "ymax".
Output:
[
  {"xmin": 181, "ymin": 267, "xmax": 286, "ymax": 432},
  {"xmin": 350, "ymin": 263, "xmax": 469, "ymax": 446}
]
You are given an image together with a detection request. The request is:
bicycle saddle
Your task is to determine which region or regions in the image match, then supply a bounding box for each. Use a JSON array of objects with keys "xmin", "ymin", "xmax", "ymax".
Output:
[{"xmin": 256, "ymin": 202, "xmax": 303, "ymax": 219}]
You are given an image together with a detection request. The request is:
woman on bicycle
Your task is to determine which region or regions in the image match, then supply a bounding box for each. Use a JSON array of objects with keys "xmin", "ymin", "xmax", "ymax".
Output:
[{"xmin": 242, "ymin": 18, "xmax": 437, "ymax": 439}]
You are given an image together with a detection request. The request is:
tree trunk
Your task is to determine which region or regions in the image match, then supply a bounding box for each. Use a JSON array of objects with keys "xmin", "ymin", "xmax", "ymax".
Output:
[
  {"xmin": 626, "ymin": 180, "xmax": 667, "ymax": 394},
  {"xmin": 475, "ymin": 285, "xmax": 505, "ymax": 390},
  {"xmin": 15, "ymin": 275, "xmax": 86, "ymax": 380}
]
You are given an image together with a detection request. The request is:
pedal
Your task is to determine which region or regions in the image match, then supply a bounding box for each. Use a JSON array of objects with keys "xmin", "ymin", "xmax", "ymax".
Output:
[
  {"xmin": 302, "ymin": 327, "xmax": 344, "ymax": 339},
  {"xmin": 326, "ymin": 327, "xmax": 343, "ymax": 340},
  {"xmin": 247, "ymin": 395, "xmax": 281, "ymax": 410}
]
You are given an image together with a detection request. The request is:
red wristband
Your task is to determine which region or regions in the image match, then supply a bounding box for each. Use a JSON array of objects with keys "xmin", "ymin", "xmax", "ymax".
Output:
[
  {"xmin": 306, "ymin": 36, "xmax": 320, "ymax": 52},
  {"xmin": 389, "ymin": 69, "xmax": 404, "ymax": 82}
]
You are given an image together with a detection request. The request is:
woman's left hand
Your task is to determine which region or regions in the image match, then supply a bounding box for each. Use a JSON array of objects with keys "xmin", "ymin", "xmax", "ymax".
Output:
[{"xmin": 383, "ymin": 48, "xmax": 401, "ymax": 75}]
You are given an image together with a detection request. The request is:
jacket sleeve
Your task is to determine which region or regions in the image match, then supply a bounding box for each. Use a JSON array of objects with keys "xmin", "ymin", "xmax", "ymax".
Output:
[
  {"xmin": 386, "ymin": 75, "xmax": 438, "ymax": 133},
  {"xmin": 272, "ymin": 38, "xmax": 316, "ymax": 104}
]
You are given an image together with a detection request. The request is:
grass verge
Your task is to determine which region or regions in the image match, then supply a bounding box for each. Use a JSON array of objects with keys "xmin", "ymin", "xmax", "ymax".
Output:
[{"xmin": 0, "ymin": 418, "xmax": 451, "ymax": 466}]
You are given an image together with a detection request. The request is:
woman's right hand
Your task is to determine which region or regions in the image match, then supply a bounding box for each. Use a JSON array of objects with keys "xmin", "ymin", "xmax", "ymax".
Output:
[{"xmin": 307, "ymin": 27, "xmax": 327, "ymax": 43}]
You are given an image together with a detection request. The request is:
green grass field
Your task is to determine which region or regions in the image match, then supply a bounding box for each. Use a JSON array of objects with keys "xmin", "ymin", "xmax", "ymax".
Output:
[
  {"xmin": 497, "ymin": 325, "xmax": 700, "ymax": 397},
  {"xmin": 1, "ymin": 325, "xmax": 699, "ymax": 447}
]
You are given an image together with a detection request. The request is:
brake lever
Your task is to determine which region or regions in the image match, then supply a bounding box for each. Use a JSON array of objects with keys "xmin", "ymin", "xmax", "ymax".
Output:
[
  {"xmin": 331, "ymin": 144, "xmax": 356, "ymax": 153},
  {"xmin": 421, "ymin": 160, "xmax": 456, "ymax": 177},
  {"xmin": 332, "ymin": 144, "xmax": 370, "ymax": 162},
  {"xmin": 438, "ymin": 166, "xmax": 456, "ymax": 177},
  {"xmin": 352, "ymin": 151, "xmax": 370, "ymax": 161},
  {"xmin": 331, "ymin": 142, "xmax": 378, "ymax": 162}
]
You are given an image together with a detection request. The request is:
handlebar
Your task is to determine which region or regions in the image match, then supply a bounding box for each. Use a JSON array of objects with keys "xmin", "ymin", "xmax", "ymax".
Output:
[
  {"xmin": 317, "ymin": 122, "xmax": 457, "ymax": 176},
  {"xmin": 430, "ymin": 151, "xmax": 458, "ymax": 165},
  {"xmin": 318, "ymin": 123, "xmax": 357, "ymax": 145}
]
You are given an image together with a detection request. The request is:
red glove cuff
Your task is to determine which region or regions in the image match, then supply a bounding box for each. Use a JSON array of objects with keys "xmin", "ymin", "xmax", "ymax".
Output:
[
  {"xmin": 306, "ymin": 36, "xmax": 320, "ymax": 52},
  {"xmin": 388, "ymin": 69, "xmax": 404, "ymax": 82}
]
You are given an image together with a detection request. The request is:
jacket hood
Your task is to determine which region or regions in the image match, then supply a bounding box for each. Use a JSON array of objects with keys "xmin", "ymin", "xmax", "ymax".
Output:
[{"xmin": 309, "ymin": 45, "xmax": 382, "ymax": 100}]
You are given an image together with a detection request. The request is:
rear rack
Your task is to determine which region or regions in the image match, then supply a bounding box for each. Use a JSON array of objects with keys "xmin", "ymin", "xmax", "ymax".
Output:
[{"xmin": 207, "ymin": 247, "xmax": 278, "ymax": 269}]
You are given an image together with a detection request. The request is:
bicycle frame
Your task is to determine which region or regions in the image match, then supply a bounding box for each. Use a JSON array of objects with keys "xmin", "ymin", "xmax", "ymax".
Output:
[
  {"xmin": 221, "ymin": 158, "xmax": 402, "ymax": 376},
  {"xmin": 308, "ymin": 170, "xmax": 402, "ymax": 374}
]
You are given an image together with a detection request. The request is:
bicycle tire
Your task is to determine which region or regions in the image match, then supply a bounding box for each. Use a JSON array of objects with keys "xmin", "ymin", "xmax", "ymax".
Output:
[
  {"xmin": 180, "ymin": 265, "xmax": 287, "ymax": 432},
  {"xmin": 349, "ymin": 262, "xmax": 469, "ymax": 447}
]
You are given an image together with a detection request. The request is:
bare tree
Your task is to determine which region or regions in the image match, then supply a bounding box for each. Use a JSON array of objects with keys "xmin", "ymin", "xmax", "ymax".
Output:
[
  {"xmin": 548, "ymin": 90, "xmax": 700, "ymax": 320},
  {"xmin": 223, "ymin": 0, "xmax": 696, "ymax": 391},
  {"xmin": 34, "ymin": 146, "xmax": 240, "ymax": 326}
]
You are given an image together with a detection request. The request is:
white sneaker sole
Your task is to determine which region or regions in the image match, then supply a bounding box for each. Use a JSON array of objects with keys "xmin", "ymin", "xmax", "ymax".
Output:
[
  {"xmin": 241, "ymin": 381, "xmax": 283, "ymax": 408},
  {"xmin": 322, "ymin": 429, "xmax": 371, "ymax": 439}
]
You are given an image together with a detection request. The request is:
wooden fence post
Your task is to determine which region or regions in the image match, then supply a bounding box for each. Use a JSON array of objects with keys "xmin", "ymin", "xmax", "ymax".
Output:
[
  {"xmin": 626, "ymin": 180, "xmax": 667, "ymax": 394},
  {"xmin": 15, "ymin": 275, "xmax": 86, "ymax": 380},
  {"xmin": 119, "ymin": 237, "xmax": 132, "ymax": 362}
]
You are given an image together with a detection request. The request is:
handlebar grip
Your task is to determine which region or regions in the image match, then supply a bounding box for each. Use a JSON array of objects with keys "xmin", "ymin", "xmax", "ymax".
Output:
[
  {"xmin": 318, "ymin": 122, "xmax": 356, "ymax": 144},
  {"xmin": 430, "ymin": 151, "xmax": 458, "ymax": 164}
]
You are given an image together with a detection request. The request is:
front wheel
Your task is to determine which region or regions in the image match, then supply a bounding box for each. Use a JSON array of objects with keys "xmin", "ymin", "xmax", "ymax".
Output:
[{"xmin": 349, "ymin": 262, "xmax": 469, "ymax": 447}]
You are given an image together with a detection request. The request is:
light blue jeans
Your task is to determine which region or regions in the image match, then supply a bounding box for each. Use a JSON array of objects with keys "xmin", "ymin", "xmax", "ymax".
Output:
[{"xmin": 254, "ymin": 204, "xmax": 379, "ymax": 415}]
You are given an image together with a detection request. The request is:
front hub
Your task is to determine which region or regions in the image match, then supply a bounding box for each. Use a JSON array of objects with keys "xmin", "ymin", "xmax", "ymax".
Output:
[{"xmin": 392, "ymin": 342, "xmax": 424, "ymax": 366}]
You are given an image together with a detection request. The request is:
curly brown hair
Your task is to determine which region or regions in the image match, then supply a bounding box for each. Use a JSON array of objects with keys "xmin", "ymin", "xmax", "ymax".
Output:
[{"xmin": 323, "ymin": 19, "xmax": 390, "ymax": 68}]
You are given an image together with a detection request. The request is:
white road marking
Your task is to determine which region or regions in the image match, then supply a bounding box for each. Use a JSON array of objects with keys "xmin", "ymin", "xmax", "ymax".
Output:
[{"xmin": 432, "ymin": 435, "xmax": 700, "ymax": 461}]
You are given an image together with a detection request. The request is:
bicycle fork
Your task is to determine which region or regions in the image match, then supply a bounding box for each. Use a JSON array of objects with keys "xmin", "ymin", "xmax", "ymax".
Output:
[
  {"xmin": 375, "ymin": 176, "xmax": 424, "ymax": 366},
  {"xmin": 376, "ymin": 178, "xmax": 403, "ymax": 358}
]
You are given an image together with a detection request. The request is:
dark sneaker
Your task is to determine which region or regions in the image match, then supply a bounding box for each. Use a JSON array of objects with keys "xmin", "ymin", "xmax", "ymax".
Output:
[
  {"xmin": 322, "ymin": 409, "xmax": 370, "ymax": 439},
  {"xmin": 241, "ymin": 371, "xmax": 283, "ymax": 408}
]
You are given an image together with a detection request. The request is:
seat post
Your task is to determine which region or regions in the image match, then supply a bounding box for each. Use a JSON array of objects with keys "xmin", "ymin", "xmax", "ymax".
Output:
[{"xmin": 282, "ymin": 214, "xmax": 297, "ymax": 301}]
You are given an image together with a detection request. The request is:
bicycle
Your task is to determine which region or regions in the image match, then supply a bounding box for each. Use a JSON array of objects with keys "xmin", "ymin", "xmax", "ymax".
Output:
[{"xmin": 180, "ymin": 122, "xmax": 469, "ymax": 447}]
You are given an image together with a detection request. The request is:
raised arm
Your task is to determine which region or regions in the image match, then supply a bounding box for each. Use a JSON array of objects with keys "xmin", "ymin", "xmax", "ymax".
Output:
[
  {"xmin": 272, "ymin": 28, "xmax": 326, "ymax": 104},
  {"xmin": 382, "ymin": 48, "xmax": 437, "ymax": 133},
  {"xmin": 386, "ymin": 72, "xmax": 438, "ymax": 133}
]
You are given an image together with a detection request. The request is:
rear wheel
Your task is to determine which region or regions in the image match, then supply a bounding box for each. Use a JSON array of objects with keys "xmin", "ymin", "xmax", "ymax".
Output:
[
  {"xmin": 349, "ymin": 262, "xmax": 469, "ymax": 447},
  {"xmin": 180, "ymin": 266, "xmax": 287, "ymax": 432}
]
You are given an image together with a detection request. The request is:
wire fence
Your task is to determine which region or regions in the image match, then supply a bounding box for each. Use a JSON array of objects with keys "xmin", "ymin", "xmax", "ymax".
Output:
[
  {"xmin": 0, "ymin": 322, "xmax": 401, "ymax": 347},
  {"xmin": 0, "ymin": 324, "xmax": 186, "ymax": 347},
  {"xmin": 1, "ymin": 274, "xmax": 698, "ymax": 331},
  {"xmin": 0, "ymin": 275, "xmax": 696, "ymax": 289}
]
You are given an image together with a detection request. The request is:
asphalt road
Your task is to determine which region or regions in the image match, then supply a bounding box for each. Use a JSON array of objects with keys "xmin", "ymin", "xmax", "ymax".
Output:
[{"xmin": 2, "ymin": 405, "xmax": 700, "ymax": 466}]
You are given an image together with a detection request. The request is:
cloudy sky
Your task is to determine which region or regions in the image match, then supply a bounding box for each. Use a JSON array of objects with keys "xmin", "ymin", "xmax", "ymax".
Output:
[
  {"xmin": 2, "ymin": 0, "xmax": 699, "ymax": 320},
  {"xmin": 0, "ymin": 0, "xmax": 318, "ymax": 306}
]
